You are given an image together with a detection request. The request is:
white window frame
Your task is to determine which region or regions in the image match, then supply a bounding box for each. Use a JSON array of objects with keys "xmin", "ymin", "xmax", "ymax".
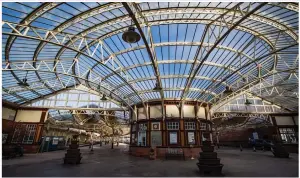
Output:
[
  {"xmin": 22, "ymin": 124, "xmax": 37, "ymax": 144},
  {"xmin": 185, "ymin": 122, "xmax": 196, "ymax": 130},
  {"xmin": 167, "ymin": 122, "xmax": 179, "ymax": 130},
  {"xmin": 200, "ymin": 122, "xmax": 206, "ymax": 130}
]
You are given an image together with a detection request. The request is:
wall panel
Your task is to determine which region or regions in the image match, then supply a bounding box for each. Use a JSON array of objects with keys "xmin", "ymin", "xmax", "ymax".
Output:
[
  {"xmin": 275, "ymin": 116, "xmax": 294, "ymax": 125},
  {"xmin": 2, "ymin": 107, "xmax": 16, "ymax": 121},
  {"xmin": 166, "ymin": 105, "xmax": 180, "ymax": 117},
  {"xmin": 15, "ymin": 110, "xmax": 42, "ymax": 123},
  {"xmin": 197, "ymin": 107, "xmax": 206, "ymax": 119},
  {"xmin": 138, "ymin": 107, "xmax": 147, "ymax": 120},
  {"xmin": 150, "ymin": 105, "xmax": 163, "ymax": 118},
  {"xmin": 183, "ymin": 105, "xmax": 195, "ymax": 118}
]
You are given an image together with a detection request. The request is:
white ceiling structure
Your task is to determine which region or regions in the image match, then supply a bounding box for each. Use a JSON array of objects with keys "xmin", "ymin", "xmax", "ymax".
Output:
[{"xmin": 1, "ymin": 2, "xmax": 298, "ymax": 116}]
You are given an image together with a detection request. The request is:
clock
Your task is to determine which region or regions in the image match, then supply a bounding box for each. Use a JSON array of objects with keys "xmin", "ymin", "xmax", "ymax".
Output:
[{"xmin": 152, "ymin": 122, "xmax": 160, "ymax": 130}]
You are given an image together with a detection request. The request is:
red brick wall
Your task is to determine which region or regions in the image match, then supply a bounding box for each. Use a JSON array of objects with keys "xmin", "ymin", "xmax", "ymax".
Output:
[
  {"xmin": 130, "ymin": 146, "xmax": 201, "ymax": 159},
  {"xmin": 214, "ymin": 126, "xmax": 277, "ymax": 147},
  {"xmin": 182, "ymin": 147, "xmax": 201, "ymax": 158},
  {"xmin": 129, "ymin": 147, "xmax": 150, "ymax": 157},
  {"xmin": 156, "ymin": 147, "xmax": 166, "ymax": 158},
  {"xmin": 218, "ymin": 128, "xmax": 250, "ymax": 141},
  {"xmin": 22, "ymin": 145, "xmax": 40, "ymax": 153}
]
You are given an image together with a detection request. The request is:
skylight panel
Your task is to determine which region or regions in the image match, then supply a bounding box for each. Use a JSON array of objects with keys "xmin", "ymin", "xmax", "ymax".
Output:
[
  {"xmin": 2, "ymin": 14, "xmax": 22, "ymax": 24},
  {"xmin": 82, "ymin": 2, "xmax": 99, "ymax": 8},
  {"xmin": 49, "ymin": 8, "xmax": 73, "ymax": 20},
  {"xmin": 3, "ymin": 2, "xmax": 34, "ymax": 14}
]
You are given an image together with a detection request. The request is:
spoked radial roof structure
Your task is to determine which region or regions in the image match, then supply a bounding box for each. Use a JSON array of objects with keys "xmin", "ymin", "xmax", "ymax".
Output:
[{"xmin": 2, "ymin": 2, "xmax": 299, "ymax": 112}]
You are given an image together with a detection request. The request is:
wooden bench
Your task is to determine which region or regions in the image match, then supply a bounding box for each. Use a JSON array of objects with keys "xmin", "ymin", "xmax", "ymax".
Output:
[{"xmin": 165, "ymin": 148, "xmax": 185, "ymax": 160}]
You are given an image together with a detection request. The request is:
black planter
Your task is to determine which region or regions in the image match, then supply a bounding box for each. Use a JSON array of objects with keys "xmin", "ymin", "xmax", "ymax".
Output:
[
  {"xmin": 272, "ymin": 144, "xmax": 289, "ymax": 158},
  {"xmin": 64, "ymin": 138, "xmax": 82, "ymax": 164},
  {"xmin": 197, "ymin": 141, "xmax": 223, "ymax": 176}
]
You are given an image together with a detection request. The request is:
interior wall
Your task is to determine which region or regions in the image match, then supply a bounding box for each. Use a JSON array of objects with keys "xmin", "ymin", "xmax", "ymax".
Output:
[
  {"xmin": 216, "ymin": 126, "xmax": 277, "ymax": 146},
  {"xmin": 197, "ymin": 107, "xmax": 206, "ymax": 119},
  {"xmin": 166, "ymin": 105, "xmax": 180, "ymax": 117},
  {"xmin": 138, "ymin": 107, "xmax": 147, "ymax": 120},
  {"xmin": 183, "ymin": 105, "xmax": 195, "ymax": 118},
  {"xmin": 150, "ymin": 105, "xmax": 163, "ymax": 118},
  {"xmin": 2, "ymin": 107, "xmax": 16, "ymax": 121},
  {"xmin": 275, "ymin": 116, "xmax": 294, "ymax": 125},
  {"xmin": 15, "ymin": 110, "xmax": 42, "ymax": 123}
]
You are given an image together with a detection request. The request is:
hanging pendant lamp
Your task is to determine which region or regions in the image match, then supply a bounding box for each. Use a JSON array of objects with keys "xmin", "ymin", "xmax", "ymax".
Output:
[
  {"xmin": 18, "ymin": 71, "xmax": 29, "ymax": 87},
  {"xmin": 153, "ymin": 82, "xmax": 162, "ymax": 91},
  {"xmin": 223, "ymin": 86, "xmax": 233, "ymax": 95},
  {"xmin": 245, "ymin": 98, "xmax": 252, "ymax": 105},
  {"xmin": 122, "ymin": 27, "xmax": 141, "ymax": 43},
  {"xmin": 101, "ymin": 94, "xmax": 107, "ymax": 101}
]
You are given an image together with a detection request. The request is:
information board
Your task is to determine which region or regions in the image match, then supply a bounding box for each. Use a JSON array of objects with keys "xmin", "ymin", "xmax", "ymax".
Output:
[
  {"xmin": 188, "ymin": 132, "xmax": 195, "ymax": 144},
  {"xmin": 170, "ymin": 132, "xmax": 178, "ymax": 144}
]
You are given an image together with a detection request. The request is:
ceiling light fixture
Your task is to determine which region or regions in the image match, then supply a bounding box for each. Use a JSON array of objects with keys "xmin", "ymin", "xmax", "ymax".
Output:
[
  {"xmin": 223, "ymin": 86, "xmax": 233, "ymax": 95},
  {"xmin": 18, "ymin": 71, "xmax": 29, "ymax": 87},
  {"xmin": 122, "ymin": 27, "xmax": 141, "ymax": 43},
  {"xmin": 244, "ymin": 98, "xmax": 252, "ymax": 105},
  {"xmin": 101, "ymin": 94, "xmax": 107, "ymax": 101},
  {"xmin": 153, "ymin": 82, "xmax": 162, "ymax": 91}
]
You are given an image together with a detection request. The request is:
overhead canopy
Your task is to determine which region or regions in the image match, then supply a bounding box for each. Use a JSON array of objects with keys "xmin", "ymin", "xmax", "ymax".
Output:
[{"xmin": 2, "ymin": 2, "xmax": 299, "ymax": 112}]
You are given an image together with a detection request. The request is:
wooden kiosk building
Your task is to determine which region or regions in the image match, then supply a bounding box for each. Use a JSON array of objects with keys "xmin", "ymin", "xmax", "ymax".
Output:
[{"xmin": 129, "ymin": 100, "xmax": 213, "ymax": 159}]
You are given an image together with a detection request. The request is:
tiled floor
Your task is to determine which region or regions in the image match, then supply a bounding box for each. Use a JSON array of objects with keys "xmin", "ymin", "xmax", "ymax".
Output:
[{"xmin": 2, "ymin": 144, "xmax": 298, "ymax": 177}]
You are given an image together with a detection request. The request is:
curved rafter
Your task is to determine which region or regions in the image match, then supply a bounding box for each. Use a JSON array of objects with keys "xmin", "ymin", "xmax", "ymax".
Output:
[
  {"xmin": 2, "ymin": 2, "xmax": 298, "ymax": 113},
  {"xmin": 126, "ymin": 87, "xmax": 217, "ymax": 99},
  {"xmin": 200, "ymin": 42, "xmax": 298, "ymax": 103},
  {"xmin": 5, "ymin": 3, "xmax": 61, "ymax": 96},
  {"xmin": 2, "ymin": 62, "xmax": 135, "ymax": 108},
  {"xmin": 180, "ymin": 2, "xmax": 269, "ymax": 103},
  {"xmin": 211, "ymin": 67, "xmax": 298, "ymax": 112},
  {"xmin": 88, "ymin": 41, "xmax": 259, "ymax": 81},
  {"xmin": 113, "ymin": 74, "xmax": 229, "ymax": 94},
  {"xmin": 37, "ymin": 6, "xmax": 297, "ymax": 62},
  {"xmin": 2, "ymin": 21, "xmax": 146, "ymax": 108}
]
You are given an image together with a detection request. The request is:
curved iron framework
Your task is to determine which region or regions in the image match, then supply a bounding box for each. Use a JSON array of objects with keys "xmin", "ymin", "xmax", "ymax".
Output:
[{"xmin": 2, "ymin": 2, "xmax": 299, "ymax": 113}]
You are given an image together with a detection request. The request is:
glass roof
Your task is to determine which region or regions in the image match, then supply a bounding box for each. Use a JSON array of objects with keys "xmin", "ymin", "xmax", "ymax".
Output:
[
  {"xmin": 25, "ymin": 86, "xmax": 124, "ymax": 109},
  {"xmin": 2, "ymin": 2, "xmax": 299, "ymax": 112}
]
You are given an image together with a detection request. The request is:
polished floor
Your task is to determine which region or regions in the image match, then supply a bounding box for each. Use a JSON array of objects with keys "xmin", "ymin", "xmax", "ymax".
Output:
[{"xmin": 2, "ymin": 143, "xmax": 298, "ymax": 177}]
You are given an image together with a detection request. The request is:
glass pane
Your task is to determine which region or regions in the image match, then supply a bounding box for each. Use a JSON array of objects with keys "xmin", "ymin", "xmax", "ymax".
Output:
[
  {"xmin": 151, "ymin": 131, "xmax": 162, "ymax": 146},
  {"xmin": 169, "ymin": 132, "xmax": 177, "ymax": 144},
  {"xmin": 188, "ymin": 132, "xmax": 195, "ymax": 144}
]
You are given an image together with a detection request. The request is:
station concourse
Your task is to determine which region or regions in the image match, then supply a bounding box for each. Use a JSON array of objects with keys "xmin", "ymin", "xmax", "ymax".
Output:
[{"xmin": 1, "ymin": 1, "xmax": 299, "ymax": 177}]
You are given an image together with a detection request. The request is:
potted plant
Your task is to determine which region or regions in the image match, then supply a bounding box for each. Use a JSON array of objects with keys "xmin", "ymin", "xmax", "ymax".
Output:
[{"xmin": 149, "ymin": 148, "xmax": 155, "ymax": 160}]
